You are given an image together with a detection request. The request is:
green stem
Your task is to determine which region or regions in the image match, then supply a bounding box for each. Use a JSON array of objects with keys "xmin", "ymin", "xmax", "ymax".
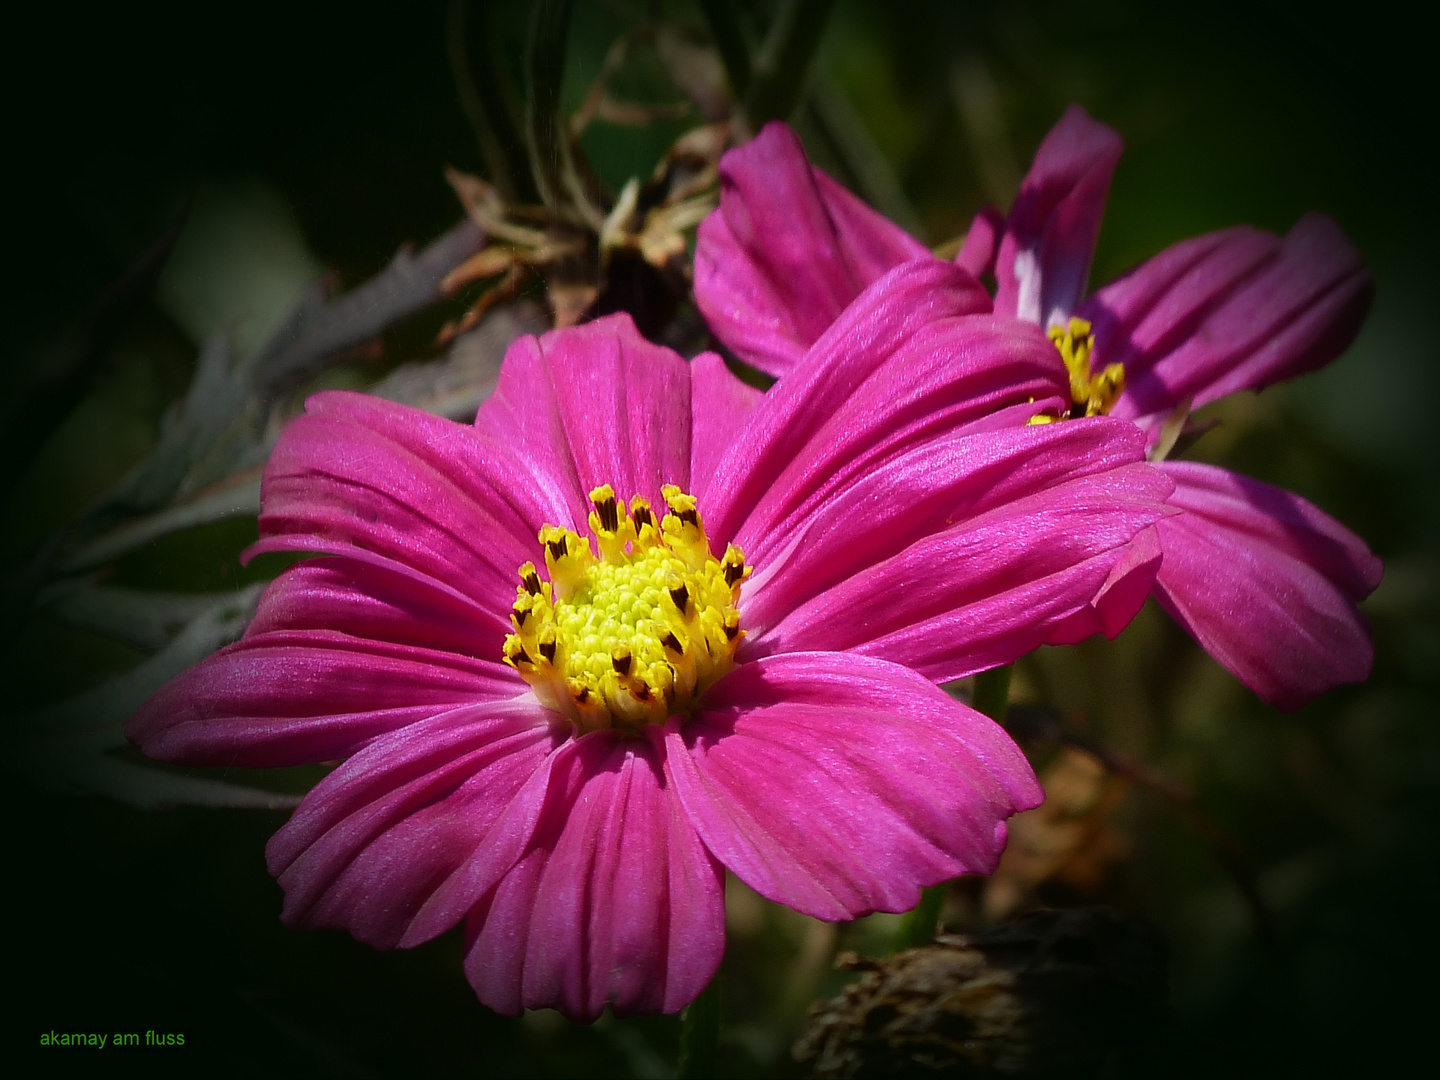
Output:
[
  {"xmin": 697, "ymin": 0, "xmax": 753, "ymax": 99},
  {"xmin": 972, "ymin": 664, "xmax": 1013, "ymax": 723},
  {"xmin": 892, "ymin": 665, "xmax": 1013, "ymax": 952},
  {"xmin": 892, "ymin": 883, "xmax": 947, "ymax": 951},
  {"xmin": 805, "ymin": 74, "xmax": 924, "ymax": 235},
  {"xmin": 524, "ymin": 0, "xmax": 605, "ymax": 228},
  {"xmin": 676, "ymin": 976, "xmax": 720, "ymax": 1079},
  {"xmin": 447, "ymin": 0, "xmax": 535, "ymax": 203},
  {"xmin": 742, "ymin": 0, "xmax": 837, "ymax": 129}
]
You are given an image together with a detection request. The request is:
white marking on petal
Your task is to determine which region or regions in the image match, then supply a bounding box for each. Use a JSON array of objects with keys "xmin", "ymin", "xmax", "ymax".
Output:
[{"xmin": 1013, "ymin": 248, "xmax": 1043, "ymax": 325}]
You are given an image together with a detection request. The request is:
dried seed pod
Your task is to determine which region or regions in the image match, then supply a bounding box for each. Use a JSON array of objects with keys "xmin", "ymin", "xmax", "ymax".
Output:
[{"xmin": 794, "ymin": 908, "xmax": 1174, "ymax": 1078}]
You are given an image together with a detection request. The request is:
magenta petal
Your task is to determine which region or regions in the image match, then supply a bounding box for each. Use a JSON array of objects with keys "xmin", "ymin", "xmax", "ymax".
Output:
[
  {"xmin": 994, "ymin": 105, "xmax": 1123, "ymax": 325},
  {"xmin": 694, "ymin": 210, "xmax": 807, "ymax": 378},
  {"xmin": 1082, "ymin": 523, "xmax": 1163, "ymax": 638},
  {"xmin": 749, "ymin": 456, "xmax": 1176, "ymax": 683},
  {"xmin": 1152, "ymin": 462, "xmax": 1382, "ymax": 709},
  {"xmin": 1043, "ymin": 524, "xmax": 1163, "ymax": 645},
  {"xmin": 1159, "ymin": 463, "xmax": 1381, "ymax": 597},
  {"xmin": 956, "ymin": 206, "xmax": 1003, "ymax": 278},
  {"xmin": 266, "ymin": 698, "xmax": 564, "ymax": 948},
  {"xmin": 811, "ymin": 165, "xmax": 932, "ymax": 287},
  {"xmin": 741, "ymin": 417, "xmax": 1155, "ymax": 631},
  {"xmin": 299, "ymin": 389, "xmax": 569, "ymax": 532},
  {"xmin": 668, "ymin": 652, "xmax": 1041, "ymax": 921},
  {"xmin": 702, "ymin": 259, "xmax": 997, "ymax": 546},
  {"xmin": 695, "ymin": 122, "xmax": 930, "ymax": 377},
  {"xmin": 690, "ymin": 350, "xmax": 762, "ymax": 505},
  {"xmin": 463, "ymin": 732, "xmax": 725, "ymax": 1019},
  {"xmin": 126, "ymin": 630, "xmax": 522, "ymax": 766},
  {"xmin": 1083, "ymin": 227, "xmax": 1277, "ymax": 406},
  {"xmin": 250, "ymin": 393, "xmax": 543, "ymax": 622},
  {"xmin": 467, "ymin": 334, "xmax": 588, "ymax": 529},
  {"xmin": 248, "ymin": 557, "xmax": 508, "ymax": 659},
  {"xmin": 474, "ymin": 313, "xmax": 694, "ymax": 524},
  {"xmin": 733, "ymin": 318, "xmax": 1076, "ymax": 573},
  {"xmin": 1091, "ymin": 215, "xmax": 1373, "ymax": 425}
]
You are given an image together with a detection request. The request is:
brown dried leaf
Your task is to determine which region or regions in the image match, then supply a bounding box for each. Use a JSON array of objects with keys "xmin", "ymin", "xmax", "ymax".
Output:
[
  {"xmin": 549, "ymin": 282, "xmax": 599, "ymax": 329},
  {"xmin": 440, "ymin": 245, "xmax": 520, "ymax": 294},
  {"xmin": 983, "ymin": 748, "xmax": 1131, "ymax": 921},
  {"xmin": 445, "ymin": 166, "xmax": 549, "ymax": 248}
]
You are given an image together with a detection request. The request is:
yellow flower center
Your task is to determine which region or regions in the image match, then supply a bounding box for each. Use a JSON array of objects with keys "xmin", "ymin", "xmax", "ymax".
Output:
[
  {"xmin": 1030, "ymin": 317, "xmax": 1125, "ymax": 424},
  {"xmin": 502, "ymin": 484, "xmax": 750, "ymax": 734}
]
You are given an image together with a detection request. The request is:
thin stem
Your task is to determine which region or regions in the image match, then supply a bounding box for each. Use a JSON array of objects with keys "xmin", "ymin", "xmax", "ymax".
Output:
[
  {"xmin": 972, "ymin": 664, "xmax": 1013, "ymax": 723},
  {"xmin": 447, "ymin": 0, "xmax": 525, "ymax": 202},
  {"xmin": 525, "ymin": 0, "xmax": 606, "ymax": 228},
  {"xmin": 805, "ymin": 73, "xmax": 924, "ymax": 236},
  {"xmin": 743, "ymin": 0, "xmax": 837, "ymax": 129},
  {"xmin": 697, "ymin": 0, "xmax": 753, "ymax": 99},
  {"xmin": 676, "ymin": 976, "xmax": 720, "ymax": 1079},
  {"xmin": 892, "ymin": 884, "xmax": 947, "ymax": 951}
]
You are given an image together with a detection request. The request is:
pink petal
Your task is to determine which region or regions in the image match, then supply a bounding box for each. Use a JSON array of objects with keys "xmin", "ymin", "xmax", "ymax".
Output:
[
  {"xmin": 957, "ymin": 206, "xmax": 1004, "ymax": 278},
  {"xmin": 701, "ymin": 259, "xmax": 1000, "ymax": 547},
  {"xmin": 266, "ymin": 698, "xmax": 565, "ymax": 949},
  {"xmin": 732, "ymin": 316, "xmax": 1073, "ymax": 571},
  {"xmin": 741, "ymin": 417, "xmax": 1155, "ymax": 631},
  {"xmin": 463, "ymin": 732, "xmax": 725, "ymax": 1019},
  {"xmin": 994, "ymin": 105, "xmax": 1124, "ymax": 326},
  {"xmin": 1043, "ymin": 524, "xmax": 1164, "ymax": 645},
  {"xmin": 668, "ymin": 652, "xmax": 1041, "ymax": 921},
  {"xmin": 689, "ymin": 350, "xmax": 762, "ymax": 506},
  {"xmin": 1084, "ymin": 228, "xmax": 1277, "ymax": 398},
  {"xmin": 1153, "ymin": 461, "xmax": 1382, "ymax": 709},
  {"xmin": 126, "ymin": 629, "xmax": 522, "ymax": 766},
  {"xmin": 474, "ymin": 313, "xmax": 695, "ymax": 525},
  {"xmin": 467, "ymin": 334, "xmax": 587, "ymax": 530},
  {"xmin": 250, "ymin": 393, "xmax": 545, "ymax": 622},
  {"xmin": 695, "ymin": 122, "xmax": 931, "ymax": 377},
  {"xmin": 248, "ymin": 557, "xmax": 508, "ymax": 660},
  {"xmin": 303, "ymin": 389, "xmax": 571, "ymax": 529},
  {"xmin": 812, "ymin": 165, "xmax": 932, "ymax": 287},
  {"xmin": 748, "ymin": 457, "xmax": 1176, "ymax": 683},
  {"xmin": 1091, "ymin": 215, "xmax": 1373, "ymax": 426}
]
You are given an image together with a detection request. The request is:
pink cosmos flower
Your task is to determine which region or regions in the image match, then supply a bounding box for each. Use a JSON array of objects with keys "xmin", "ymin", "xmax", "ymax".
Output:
[
  {"xmin": 696, "ymin": 111, "xmax": 1382, "ymax": 709},
  {"xmin": 128, "ymin": 286, "xmax": 1174, "ymax": 1020}
]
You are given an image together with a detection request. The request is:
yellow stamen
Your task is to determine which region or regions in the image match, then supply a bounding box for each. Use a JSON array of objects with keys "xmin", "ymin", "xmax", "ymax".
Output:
[
  {"xmin": 1035, "ymin": 317, "xmax": 1126, "ymax": 422},
  {"xmin": 503, "ymin": 484, "xmax": 750, "ymax": 733}
]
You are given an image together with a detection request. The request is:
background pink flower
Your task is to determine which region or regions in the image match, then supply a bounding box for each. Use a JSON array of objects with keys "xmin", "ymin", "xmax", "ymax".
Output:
[
  {"xmin": 129, "ymin": 295, "xmax": 1173, "ymax": 1019},
  {"xmin": 695, "ymin": 114, "xmax": 1382, "ymax": 708}
]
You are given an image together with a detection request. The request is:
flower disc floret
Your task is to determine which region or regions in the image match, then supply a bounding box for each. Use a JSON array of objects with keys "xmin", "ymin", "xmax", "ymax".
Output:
[
  {"xmin": 1032, "ymin": 317, "xmax": 1125, "ymax": 424},
  {"xmin": 503, "ymin": 483, "xmax": 750, "ymax": 732}
]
